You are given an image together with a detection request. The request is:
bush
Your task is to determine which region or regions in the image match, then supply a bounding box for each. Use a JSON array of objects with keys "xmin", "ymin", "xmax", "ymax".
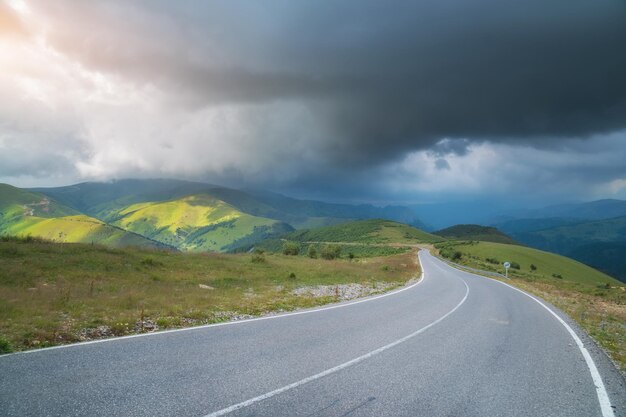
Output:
[
  {"xmin": 552, "ymin": 273, "xmax": 563, "ymax": 279},
  {"xmin": 452, "ymin": 251, "xmax": 462, "ymax": 261},
  {"xmin": 486, "ymin": 257, "xmax": 499, "ymax": 264},
  {"xmin": 289, "ymin": 272, "xmax": 296, "ymax": 279},
  {"xmin": 282, "ymin": 241, "xmax": 300, "ymax": 256},
  {"xmin": 141, "ymin": 257, "xmax": 163, "ymax": 267},
  {"xmin": 320, "ymin": 244, "xmax": 341, "ymax": 260},
  {"xmin": 510, "ymin": 262, "xmax": 520, "ymax": 270},
  {"xmin": 251, "ymin": 253, "xmax": 266, "ymax": 263},
  {"xmin": 0, "ymin": 336, "xmax": 13, "ymax": 354},
  {"xmin": 307, "ymin": 244, "xmax": 318, "ymax": 259},
  {"xmin": 530, "ymin": 264, "xmax": 537, "ymax": 271}
]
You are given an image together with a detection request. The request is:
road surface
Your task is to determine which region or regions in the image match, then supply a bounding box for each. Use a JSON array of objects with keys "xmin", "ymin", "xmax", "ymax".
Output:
[{"xmin": 1, "ymin": 250, "xmax": 625, "ymax": 417}]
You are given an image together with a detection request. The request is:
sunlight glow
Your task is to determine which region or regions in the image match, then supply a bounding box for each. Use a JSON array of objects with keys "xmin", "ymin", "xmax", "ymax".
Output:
[{"xmin": 8, "ymin": 0, "xmax": 30, "ymax": 16}]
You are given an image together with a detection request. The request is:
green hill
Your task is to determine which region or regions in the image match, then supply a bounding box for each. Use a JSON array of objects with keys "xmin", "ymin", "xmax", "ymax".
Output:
[
  {"xmin": 436, "ymin": 240, "xmax": 621, "ymax": 286},
  {"xmin": 434, "ymin": 224, "xmax": 518, "ymax": 244},
  {"xmin": 108, "ymin": 194, "xmax": 293, "ymax": 252},
  {"xmin": 280, "ymin": 219, "xmax": 443, "ymax": 245},
  {"xmin": 0, "ymin": 184, "xmax": 162, "ymax": 248},
  {"xmin": 32, "ymin": 179, "xmax": 426, "ymax": 230}
]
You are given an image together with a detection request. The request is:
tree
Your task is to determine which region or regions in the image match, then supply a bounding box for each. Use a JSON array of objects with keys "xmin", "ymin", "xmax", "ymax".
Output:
[
  {"xmin": 320, "ymin": 244, "xmax": 342, "ymax": 260},
  {"xmin": 307, "ymin": 244, "xmax": 318, "ymax": 259},
  {"xmin": 282, "ymin": 241, "xmax": 300, "ymax": 256}
]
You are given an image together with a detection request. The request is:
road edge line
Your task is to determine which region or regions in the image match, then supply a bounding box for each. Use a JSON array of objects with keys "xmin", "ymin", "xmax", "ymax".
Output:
[{"xmin": 431, "ymin": 252, "xmax": 615, "ymax": 417}]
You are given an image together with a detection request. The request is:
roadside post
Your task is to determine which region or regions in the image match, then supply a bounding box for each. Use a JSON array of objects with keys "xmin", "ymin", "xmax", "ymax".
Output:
[{"xmin": 503, "ymin": 262, "xmax": 511, "ymax": 279}]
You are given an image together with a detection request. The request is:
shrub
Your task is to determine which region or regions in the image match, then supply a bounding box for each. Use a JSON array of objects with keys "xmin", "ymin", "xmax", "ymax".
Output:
[
  {"xmin": 530, "ymin": 264, "xmax": 537, "ymax": 271},
  {"xmin": 486, "ymin": 257, "xmax": 499, "ymax": 264},
  {"xmin": 452, "ymin": 251, "xmax": 462, "ymax": 261},
  {"xmin": 141, "ymin": 257, "xmax": 163, "ymax": 267},
  {"xmin": 282, "ymin": 241, "xmax": 300, "ymax": 256},
  {"xmin": 251, "ymin": 253, "xmax": 266, "ymax": 263},
  {"xmin": 307, "ymin": 244, "xmax": 318, "ymax": 259},
  {"xmin": 552, "ymin": 273, "xmax": 563, "ymax": 279},
  {"xmin": 320, "ymin": 244, "xmax": 341, "ymax": 260},
  {"xmin": 0, "ymin": 336, "xmax": 13, "ymax": 354},
  {"xmin": 288, "ymin": 272, "xmax": 296, "ymax": 279},
  {"xmin": 348, "ymin": 252, "xmax": 355, "ymax": 260},
  {"xmin": 510, "ymin": 262, "xmax": 520, "ymax": 270}
]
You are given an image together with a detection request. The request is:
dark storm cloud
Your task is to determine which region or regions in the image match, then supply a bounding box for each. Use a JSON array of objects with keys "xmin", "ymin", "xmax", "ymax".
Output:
[{"xmin": 36, "ymin": 0, "xmax": 626, "ymax": 168}]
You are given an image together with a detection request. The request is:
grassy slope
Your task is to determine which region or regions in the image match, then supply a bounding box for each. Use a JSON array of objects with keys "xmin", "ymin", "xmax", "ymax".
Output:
[
  {"xmin": 110, "ymin": 194, "xmax": 292, "ymax": 252},
  {"xmin": 0, "ymin": 184, "xmax": 159, "ymax": 248},
  {"xmin": 283, "ymin": 219, "xmax": 444, "ymax": 245},
  {"xmin": 0, "ymin": 239, "xmax": 419, "ymax": 352},
  {"xmin": 438, "ymin": 241, "xmax": 620, "ymax": 285},
  {"xmin": 0, "ymin": 183, "xmax": 78, "ymax": 221},
  {"xmin": 434, "ymin": 224, "xmax": 518, "ymax": 244},
  {"xmin": 436, "ymin": 240, "xmax": 625, "ymax": 371}
]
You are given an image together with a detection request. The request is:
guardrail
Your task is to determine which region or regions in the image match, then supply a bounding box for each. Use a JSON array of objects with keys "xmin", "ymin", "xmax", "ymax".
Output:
[{"xmin": 436, "ymin": 256, "xmax": 509, "ymax": 279}]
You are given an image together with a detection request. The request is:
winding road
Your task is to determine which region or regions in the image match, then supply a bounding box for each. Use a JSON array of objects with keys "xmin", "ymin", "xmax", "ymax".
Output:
[{"xmin": 1, "ymin": 250, "xmax": 625, "ymax": 416}]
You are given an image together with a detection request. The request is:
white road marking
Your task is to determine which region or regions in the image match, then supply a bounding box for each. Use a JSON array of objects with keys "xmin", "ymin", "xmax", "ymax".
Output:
[
  {"xmin": 2, "ymin": 259, "xmax": 426, "ymax": 357},
  {"xmin": 202, "ymin": 264, "xmax": 470, "ymax": 417},
  {"xmin": 431, "ymin": 253, "xmax": 616, "ymax": 417}
]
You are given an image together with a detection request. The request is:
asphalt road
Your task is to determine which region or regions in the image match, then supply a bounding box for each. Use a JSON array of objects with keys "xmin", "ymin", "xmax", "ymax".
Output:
[{"xmin": 1, "ymin": 250, "xmax": 625, "ymax": 417}]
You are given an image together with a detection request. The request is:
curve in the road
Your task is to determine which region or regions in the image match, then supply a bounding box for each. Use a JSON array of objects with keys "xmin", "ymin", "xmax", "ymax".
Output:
[
  {"xmin": 203, "ymin": 266, "xmax": 469, "ymax": 417},
  {"xmin": 426, "ymin": 253, "xmax": 616, "ymax": 417}
]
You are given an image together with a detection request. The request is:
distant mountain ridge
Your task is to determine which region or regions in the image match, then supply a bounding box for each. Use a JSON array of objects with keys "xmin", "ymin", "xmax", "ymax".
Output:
[
  {"xmin": 0, "ymin": 178, "xmax": 428, "ymax": 252},
  {"xmin": 32, "ymin": 179, "xmax": 425, "ymax": 229},
  {"xmin": 499, "ymin": 199, "xmax": 626, "ymax": 222}
]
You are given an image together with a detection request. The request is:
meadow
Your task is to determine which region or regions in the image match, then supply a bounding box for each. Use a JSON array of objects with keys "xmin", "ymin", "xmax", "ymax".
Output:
[{"xmin": 0, "ymin": 237, "xmax": 419, "ymax": 353}]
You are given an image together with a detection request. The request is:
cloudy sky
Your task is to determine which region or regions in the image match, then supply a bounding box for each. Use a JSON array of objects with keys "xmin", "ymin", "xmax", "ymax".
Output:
[{"xmin": 1, "ymin": 0, "xmax": 626, "ymax": 205}]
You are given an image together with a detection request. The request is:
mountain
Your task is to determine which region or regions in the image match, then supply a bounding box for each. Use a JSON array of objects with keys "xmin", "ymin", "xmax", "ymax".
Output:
[
  {"xmin": 504, "ymin": 216, "xmax": 626, "ymax": 283},
  {"xmin": 33, "ymin": 179, "xmax": 425, "ymax": 229},
  {"xmin": 510, "ymin": 216, "xmax": 626, "ymax": 254},
  {"xmin": 495, "ymin": 217, "xmax": 585, "ymax": 234},
  {"xmin": 107, "ymin": 193, "xmax": 293, "ymax": 252},
  {"xmin": 24, "ymin": 179, "xmax": 428, "ymax": 252},
  {"xmin": 0, "ymin": 184, "xmax": 162, "ymax": 248},
  {"xmin": 568, "ymin": 242, "xmax": 626, "ymax": 282},
  {"xmin": 244, "ymin": 189, "xmax": 426, "ymax": 229},
  {"xmin": 433, "ymin": 224, "xmax": 518, "ymax": 244},
  {"xmin": 503, "ymin": 199, "xmax": 626, "ymax": 222}
]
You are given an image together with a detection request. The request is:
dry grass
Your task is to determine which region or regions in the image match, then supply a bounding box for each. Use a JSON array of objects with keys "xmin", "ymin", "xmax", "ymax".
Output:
[
  {"xmin": 508, "ymin": 280, "xmax": 625, "ymax": 374},
  {"xmin": 0, "ymin": 239, "xmax": 419, "ymax": 352}
]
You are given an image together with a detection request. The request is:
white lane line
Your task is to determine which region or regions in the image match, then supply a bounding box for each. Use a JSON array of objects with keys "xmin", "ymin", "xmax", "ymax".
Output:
[
  {"xmin": 202, "ymin": 266, "xmax": 470, "ymax": 417},
  {"xmin": 429, "ymin": 253, "xmax": 615, "ymax": 417},
  {"xmin": 2, "ymin": 254, "xmax": 428, "ymax": 357},
  {"xmin": 491, "ymin": 280, "xmax": 615, "ymax": 417}
]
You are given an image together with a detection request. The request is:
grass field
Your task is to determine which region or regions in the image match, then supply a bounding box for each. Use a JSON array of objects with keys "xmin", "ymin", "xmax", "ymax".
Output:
[
  {"xmin": 435, "ymin": 240, "xmax": 626, "ymax": 372},
  {"xmin": 0, "ymin": 238, "xmax": 419, "ymax": 353},
  {"xmin": 436, "ymin": 241, "xmax": 620, "ymax": 286}
]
